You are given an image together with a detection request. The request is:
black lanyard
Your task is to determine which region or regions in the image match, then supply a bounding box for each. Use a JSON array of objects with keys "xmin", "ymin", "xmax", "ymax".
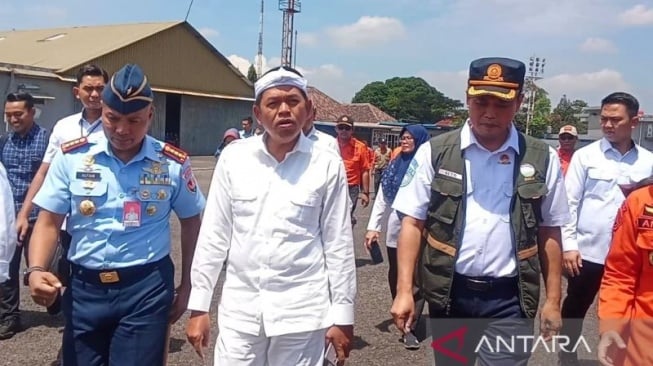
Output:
[{"xmin": 80, "ymin": 119, "xmax": 102, "ymax": 138}]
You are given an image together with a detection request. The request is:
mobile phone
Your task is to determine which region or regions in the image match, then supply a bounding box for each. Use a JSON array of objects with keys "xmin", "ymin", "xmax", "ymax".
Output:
[
  {"xmin": 369, "ymin": 240, "xmax": 384, "ymax": 264},
  {"xmin": 324, "ymin": 342, "xmax": 338, "ymax": 366}
]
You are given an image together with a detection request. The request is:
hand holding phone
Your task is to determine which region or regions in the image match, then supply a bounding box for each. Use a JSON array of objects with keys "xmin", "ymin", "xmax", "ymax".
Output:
[
  {"xmin": 369, "ymin": 240, "xmax": 384, "ymax": 264},
  {"xmin": 324, "ymin": 342, "xmax": 338, "ymax": 366}
]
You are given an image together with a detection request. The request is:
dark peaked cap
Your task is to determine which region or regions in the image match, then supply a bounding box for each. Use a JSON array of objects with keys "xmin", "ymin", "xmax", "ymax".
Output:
[{"xmin": 102, "ymin": 64, "xmax": 154, "ymax": 114}]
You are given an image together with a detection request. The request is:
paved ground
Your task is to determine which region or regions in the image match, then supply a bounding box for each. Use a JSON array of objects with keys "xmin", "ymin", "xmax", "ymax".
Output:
[{"xmin": 1, "ymin": 156, "xmax": 600, "ymax": 365}]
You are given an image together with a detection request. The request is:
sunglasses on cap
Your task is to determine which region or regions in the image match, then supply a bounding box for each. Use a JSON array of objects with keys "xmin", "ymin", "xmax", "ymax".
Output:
[{"xmin": 336, "ymin": 125, "xmax": 352, "ymax": 131}]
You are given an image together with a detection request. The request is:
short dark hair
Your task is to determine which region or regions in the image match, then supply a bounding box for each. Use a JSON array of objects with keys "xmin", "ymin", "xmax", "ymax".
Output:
[
  {"xmin": 5, "ymin": 92, "xmax": 34, "ymax": 109},
  {"xmin": 242, "ymin": 116, "xmax": 253, "ymax": 124},
  {"xmin": 601, "ymin": 92, "xmax": 639, "ymax": 118},
  {"xmin": 76, "ymin": 64, "xmax": 109, "ymax": 85}
]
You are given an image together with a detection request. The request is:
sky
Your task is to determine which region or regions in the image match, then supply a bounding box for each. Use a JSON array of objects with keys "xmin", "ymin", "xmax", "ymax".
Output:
[{"xmin": 2, "ymin": 0, "xmax": 653, "ymax": 111}]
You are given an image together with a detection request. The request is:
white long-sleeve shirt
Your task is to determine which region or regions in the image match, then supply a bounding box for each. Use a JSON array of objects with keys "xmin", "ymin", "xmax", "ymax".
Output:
[
  {"xmin": 366, "ymin": 184, "xmax": 400, "ymax": 248},
  {"xmin": 0, "ymin": 162, "xmax": 16, "ymax": 282},
  {"xmin": 188, "ymin": 133, "xmax": 356, "ymax": 337},
  {"xmin": 562, "ymin": 138, "xmax": 653, "ymax": 264}
]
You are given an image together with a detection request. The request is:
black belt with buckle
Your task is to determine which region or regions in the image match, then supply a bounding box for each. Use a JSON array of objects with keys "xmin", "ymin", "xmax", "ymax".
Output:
[
  {"xmin": 71, "ymin": 256, "xmax": 170, "ymax": 286},
  {"xmin": 454, "ymin": 273, "xmax": 518, "ymax": 292}
]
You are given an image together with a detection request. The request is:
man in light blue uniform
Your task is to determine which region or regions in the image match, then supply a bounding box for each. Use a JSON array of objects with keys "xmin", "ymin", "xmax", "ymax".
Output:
[{"xmin": 26, "ymin": 64, "xmax": 205, "ymax": 366}]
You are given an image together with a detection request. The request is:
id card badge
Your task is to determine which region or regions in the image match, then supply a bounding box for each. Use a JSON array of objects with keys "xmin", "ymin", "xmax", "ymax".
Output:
[{"xmin": 123, "ymin": 201, "xmax": 142, "ymax": 227}]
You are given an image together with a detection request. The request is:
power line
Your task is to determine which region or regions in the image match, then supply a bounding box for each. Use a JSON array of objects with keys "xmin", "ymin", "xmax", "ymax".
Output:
[{"xmin": 185, "ymin": 0, "xmax": 195, "ymax": 22}]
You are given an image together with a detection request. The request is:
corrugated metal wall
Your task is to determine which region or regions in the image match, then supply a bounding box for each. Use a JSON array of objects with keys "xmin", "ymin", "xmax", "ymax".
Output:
[
  {"xmin": 180, "ymin": 95, "xmax": 252, "ymax": 155},
  {"xmin": 69, "ymin": 24, "xmax": 253, "ymax": 98}
]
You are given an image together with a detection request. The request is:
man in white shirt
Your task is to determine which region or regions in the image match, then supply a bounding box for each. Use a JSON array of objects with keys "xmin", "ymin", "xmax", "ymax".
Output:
[
  {"xmin": 0, "ymin": 162, "xmax": 16, "ymax": 285},
  {"xmin": 185, "ymin": 66, "xmax": 356, "ymax": 366},
  {"xmin": 303, "ymin": 105, "xmax": 339, "ymax": 153},
  {"xmin": 559, "ymin": 92, "xmax": 653, "ymax": 365}
]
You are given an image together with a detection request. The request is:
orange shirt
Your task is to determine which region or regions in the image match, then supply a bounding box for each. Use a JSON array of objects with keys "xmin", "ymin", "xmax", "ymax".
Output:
[
  {"xmin": 599, "ymin": 184, "xmax": 653, "ymax": 366},
  {"xmin": 339, "ymin": 138, "xmax": 371, "ymax": 185},
  {"xmin": 390, "ymin": 146, "xmax": 402, "ymax": 160},
  {"xmin": 557, "ymin": 148, "xmax": 574, "ymax": 176}
]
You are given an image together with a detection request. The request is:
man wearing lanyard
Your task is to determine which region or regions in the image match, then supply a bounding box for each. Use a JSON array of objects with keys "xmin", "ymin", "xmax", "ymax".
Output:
[{"xmin": 17, "ymin": 65, "xmax": 108, "ymax": 295}]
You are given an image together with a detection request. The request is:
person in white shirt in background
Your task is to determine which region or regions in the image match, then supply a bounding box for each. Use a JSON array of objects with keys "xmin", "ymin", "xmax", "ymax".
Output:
[
  {"xmin": 559, "ymin": 92, "xmax": 653, "ymax": 366},
  {"xmin": 185, "ymin": 65, "xmax": 356, "ymax": 366},
  {"xmin": 0, "ymin": 163, "xmax": 16, "ymax": 285},
  {"xmin": 364, "ymin": 124, "xmax": 429, "ymax": 350},
  {"xmin": 303, "ymin": 105, "xmax": 339, "ymax": 153}
]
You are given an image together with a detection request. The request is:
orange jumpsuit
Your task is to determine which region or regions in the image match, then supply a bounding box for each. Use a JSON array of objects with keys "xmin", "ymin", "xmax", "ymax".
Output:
[{"xmin": 598, "ymin": 183, "xmax": 653, "ymax": 366}]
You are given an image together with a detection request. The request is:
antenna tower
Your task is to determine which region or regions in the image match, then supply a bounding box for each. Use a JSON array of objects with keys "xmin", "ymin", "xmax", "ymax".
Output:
[
  {"xmin": 279, "ymin": 0, "xmax": 301, "ymax": 67},
  {"xmin": 257, "ymin": 0, "xmax": 264, "ymax": 77}
]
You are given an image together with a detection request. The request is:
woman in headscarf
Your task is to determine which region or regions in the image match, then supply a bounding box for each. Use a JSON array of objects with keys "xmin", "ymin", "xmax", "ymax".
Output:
[
  {"xmin": 213, "ymin": 128, "xmax": 240, "ymax": 158},
  {"xmin": 365, "ymin": 124, "xmax": 430, "ymax": 349}
]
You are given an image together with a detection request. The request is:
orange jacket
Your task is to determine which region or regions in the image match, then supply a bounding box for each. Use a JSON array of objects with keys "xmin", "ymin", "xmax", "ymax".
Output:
[
  {"xmin": 339, "ymin": 138, "xmax": 372, "ymax": 185},
  {"xmin": 390, "ymin": 146, "xmax": 402, "ymax": 160},
  {"xmin": 598, "ymin": 184, "xmax": 653, "ymax": 366}
]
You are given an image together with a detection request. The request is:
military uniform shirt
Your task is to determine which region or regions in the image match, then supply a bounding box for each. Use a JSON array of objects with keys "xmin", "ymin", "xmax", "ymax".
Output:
[
  {"xmin": 393, "ymin": 123, "xmax": 570, "ymax": 277},
  {"xmin": 33, "ymin": 135, "xmax": 206, "ymax": 269}
]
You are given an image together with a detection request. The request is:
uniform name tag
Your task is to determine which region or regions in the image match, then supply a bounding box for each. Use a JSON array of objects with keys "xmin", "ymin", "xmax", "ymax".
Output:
[
  {"xmin": 76, "ymin": 171, "xmax": 101, "ymax": 181},
  {"xmin": 123, "ymin": 201, "xmax": 142, "ymax": 227},
  {"xmin": 438, "ymin": 168, "xmax": 462, "ymax": 181},
  {"xmin": 638, "ymin": 217, "xmax": 653, "ymax": 230}
]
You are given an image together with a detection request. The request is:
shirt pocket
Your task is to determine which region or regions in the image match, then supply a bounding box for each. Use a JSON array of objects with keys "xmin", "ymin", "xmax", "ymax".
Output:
[
  {"xmin": 283, "ymin": 191, "xmax": 321, "ymax": 234},
  {"xmin": 69, "ymin": 181, "xmax": 109, "ymax": 227},
  {"xmin": 585, "ymin": 167, "xmax": 614, "ymax": 197},
  {"xmin": 231, "ymin": 189, "xmax": 257, "ymax": 217}
]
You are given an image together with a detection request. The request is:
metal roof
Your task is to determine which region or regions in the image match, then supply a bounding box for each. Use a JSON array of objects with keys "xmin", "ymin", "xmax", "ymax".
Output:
[{"xmin": 0, "ymin": 22, "xmax": 181, "ymax": 72}]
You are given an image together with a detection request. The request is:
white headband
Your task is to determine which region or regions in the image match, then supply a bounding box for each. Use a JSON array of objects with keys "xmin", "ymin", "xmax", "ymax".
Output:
[{"xmin": 254, "ymin": 68, "xmax": 308, "ymax": 100}]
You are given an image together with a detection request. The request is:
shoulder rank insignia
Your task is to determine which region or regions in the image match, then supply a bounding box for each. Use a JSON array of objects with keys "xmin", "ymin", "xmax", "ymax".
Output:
[
  {"xmin": 61, "ymin": 137, "xmax": 89, "ymax": 154},
  {"xmin": 161, "ymin": 144, "xmax": 188, "ymax": 164}
]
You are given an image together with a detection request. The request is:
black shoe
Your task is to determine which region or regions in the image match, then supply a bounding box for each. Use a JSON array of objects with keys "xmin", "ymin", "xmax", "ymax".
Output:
[
  {"xmin": 403, "ymin": 332, "xmax": 420, "ymax": 350},
  {"xmin": 0, "ymin": 318, "xmax": 21, "ymax": 340},
  {"xmin": 47, "ymin": 292, "xmax": 62, "ymax": 315}
]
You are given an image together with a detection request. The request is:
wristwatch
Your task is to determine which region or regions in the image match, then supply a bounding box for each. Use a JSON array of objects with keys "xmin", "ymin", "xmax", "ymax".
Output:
[{"xmin": 23, "ymin": 266, "xmax": 47, "ymax": 286}]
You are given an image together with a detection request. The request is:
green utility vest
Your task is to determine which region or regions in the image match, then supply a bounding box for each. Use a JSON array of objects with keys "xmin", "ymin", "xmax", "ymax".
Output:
[{"xmin": 419, "ymin": 129, "xmax": 550, "ymax": 318}]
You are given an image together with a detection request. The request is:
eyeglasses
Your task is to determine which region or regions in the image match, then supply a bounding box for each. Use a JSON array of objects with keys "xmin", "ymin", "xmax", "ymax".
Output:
[
  {"xmin": 400, "ymin": 136, "xmax": 414, "ymax": 141},
  {"xmin": 337, "ymin": 125, "xmax": 352, "ymax": 131},
  {"xmin": 559, "ymin": 135, "xmax": 576, "ymax": 141}
]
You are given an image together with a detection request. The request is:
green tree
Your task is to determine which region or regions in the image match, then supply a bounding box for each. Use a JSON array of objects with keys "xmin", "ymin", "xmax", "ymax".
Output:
[
  {"xmin": 550, "ymin": 95, "xmax": 589, "ymax": 134},
  {"xmin": 247, "ymin": 64, "xmax": 258, "ymax": 83},
  {"xmin": 514, "ymin": 86, "xmax": 551, "ymax": 138},
  {"xmin": 352, "ymin": 77, "xmax": 463, "ymax": 122}
]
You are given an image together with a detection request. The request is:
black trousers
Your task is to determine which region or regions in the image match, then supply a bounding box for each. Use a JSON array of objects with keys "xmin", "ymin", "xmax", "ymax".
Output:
[
  {"xmin": 0, "ymin": 226, "xmax": 32, "ymax": 321},
  {"xmin": 560, "ymin": 260, "xmax": 605, "ymax": 351}
]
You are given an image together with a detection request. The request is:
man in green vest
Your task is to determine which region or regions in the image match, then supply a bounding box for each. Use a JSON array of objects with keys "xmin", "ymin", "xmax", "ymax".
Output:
[{"xmin": 390, "ymin": 57, "xmax": 570, "ymax": 366}]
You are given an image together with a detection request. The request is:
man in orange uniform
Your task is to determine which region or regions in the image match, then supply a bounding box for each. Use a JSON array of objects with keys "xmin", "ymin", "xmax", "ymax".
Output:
[
  {"xmin": 557, "ymin": 125, "xmax": 578, "ymax": 176},
  {"xmin": 598, "ymin": 178, "xmax": 653, "ymax": 366},
  {"xmin": 336, "ymin": 115, "xmax": 371, "ymax": 225}
]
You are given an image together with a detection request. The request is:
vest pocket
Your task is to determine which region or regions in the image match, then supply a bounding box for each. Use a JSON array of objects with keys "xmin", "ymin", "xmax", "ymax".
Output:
[
  {"xmin": 517, "ymin": 182, "xmax": 548, "ymax": 228},
  {"xmin": 429, "ymin": 178, "xmax": 463, "ymax": 225}
]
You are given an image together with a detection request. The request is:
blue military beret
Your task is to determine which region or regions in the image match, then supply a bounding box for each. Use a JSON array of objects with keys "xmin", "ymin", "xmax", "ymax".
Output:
[
  {"xmin": 102, "ymin": 64, "xmax": 154, "ymax": 114},
  {"xmin": 467, "ymin": 57, "xmax": 526, "ymax": 101}
]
